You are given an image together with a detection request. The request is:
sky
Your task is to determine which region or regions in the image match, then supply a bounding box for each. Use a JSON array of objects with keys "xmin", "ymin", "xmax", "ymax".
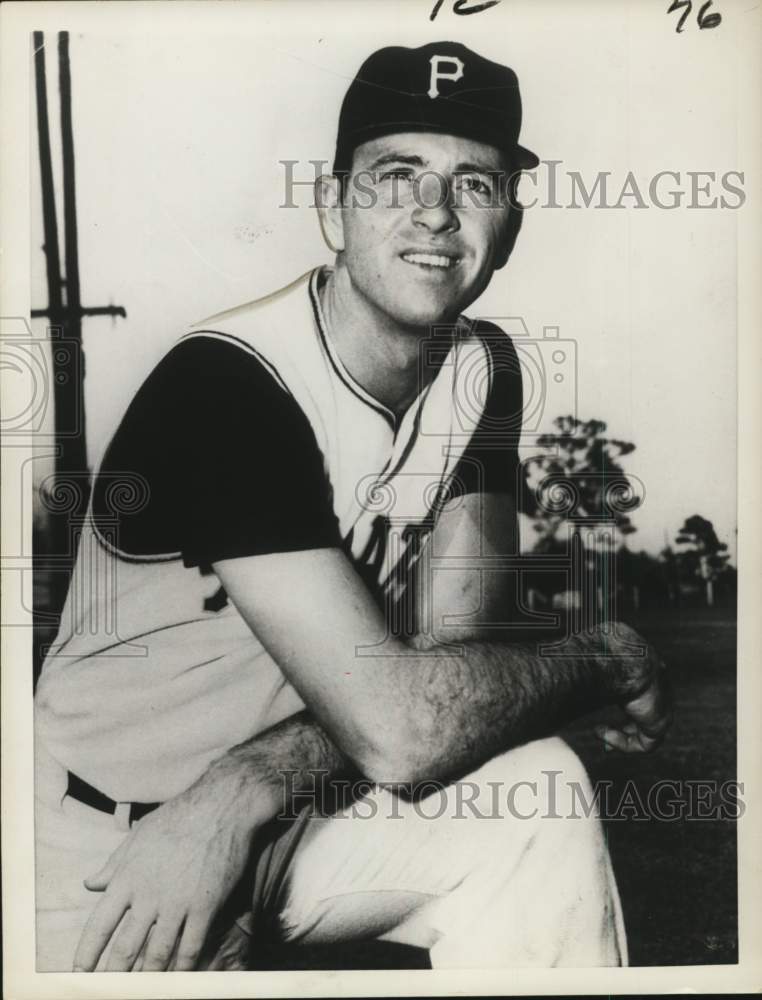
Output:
[{"xmin": 30, "ymin": 0, "xmax": 741, "ymax": 561}]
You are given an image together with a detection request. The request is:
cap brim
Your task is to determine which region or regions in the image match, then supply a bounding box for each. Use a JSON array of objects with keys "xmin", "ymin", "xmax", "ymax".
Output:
[{"xmin": 514, "ymin": 144, "xmax": 539, "ymax": 170}]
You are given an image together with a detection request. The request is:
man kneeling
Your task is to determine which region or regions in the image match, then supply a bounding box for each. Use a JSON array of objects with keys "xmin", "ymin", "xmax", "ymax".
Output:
[{"xmin": 34, "ymin": 41, "xmax": 670, "ymax": 972}]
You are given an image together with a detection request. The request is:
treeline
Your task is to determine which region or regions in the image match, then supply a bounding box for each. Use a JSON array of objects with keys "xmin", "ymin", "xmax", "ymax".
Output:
[{"xmin": 519, "ymin": 417, "xmax": 735, "ymax": 612}]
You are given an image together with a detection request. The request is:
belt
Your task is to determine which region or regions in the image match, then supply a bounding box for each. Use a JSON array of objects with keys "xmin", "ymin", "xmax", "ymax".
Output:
[{"xmin": 66, "ymin": 771, "xmax": 160, "ymax": 826}]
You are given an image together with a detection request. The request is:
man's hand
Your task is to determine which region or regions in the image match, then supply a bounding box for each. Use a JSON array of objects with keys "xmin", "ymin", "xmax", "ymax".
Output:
[
  {"xmin": 73, "ymin": 759, "xmax": 267, "ymax": 972},
  {"xmin": 595, "ymin": 623, "xmax": 673, "ymax": 754}
]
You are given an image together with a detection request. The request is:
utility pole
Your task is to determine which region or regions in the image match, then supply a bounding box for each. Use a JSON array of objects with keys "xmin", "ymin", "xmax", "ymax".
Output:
[{"xmin": 32, "ymin": 31, "xmax": 127, "ymax": 670}]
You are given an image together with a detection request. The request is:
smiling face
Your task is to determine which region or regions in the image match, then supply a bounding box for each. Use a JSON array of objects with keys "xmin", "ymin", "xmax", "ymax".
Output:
[{"xmin": 325, "ymin": 132, "xmax": 515, "ymax": 329}]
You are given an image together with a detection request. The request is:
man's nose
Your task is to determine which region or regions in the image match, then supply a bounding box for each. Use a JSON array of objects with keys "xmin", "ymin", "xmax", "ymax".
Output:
[{"xmin": 411, "ymin": 173, "xmax": 459, "ymax": 234}]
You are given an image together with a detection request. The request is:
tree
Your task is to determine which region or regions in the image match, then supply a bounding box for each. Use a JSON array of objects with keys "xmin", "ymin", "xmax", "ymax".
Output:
[
  {"xmin": 674, "ymin": 514, "xmax": 730, "ymax": 606},
  {"xmin": 524, "ymin": 416, "xmax": 639, "ymax": 553},
  {"xmin": 520, "ymin": 417, "xmax": 641, "ymax": 621},
  {"xmin": 658, "ymin": 544, "xmax": 682, "ymax": 607}
]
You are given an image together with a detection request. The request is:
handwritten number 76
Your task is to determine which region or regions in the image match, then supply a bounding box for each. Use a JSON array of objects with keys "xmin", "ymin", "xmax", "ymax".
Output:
[{"xmin": 668, "ymin": 0, "xmax": 722, "ymax": 32}]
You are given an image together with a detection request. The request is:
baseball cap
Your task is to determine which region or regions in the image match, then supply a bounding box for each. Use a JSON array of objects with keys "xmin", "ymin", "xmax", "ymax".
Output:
[{"xmin": 333, "ymin": 41, "xmax": 539, "ymax": 176}]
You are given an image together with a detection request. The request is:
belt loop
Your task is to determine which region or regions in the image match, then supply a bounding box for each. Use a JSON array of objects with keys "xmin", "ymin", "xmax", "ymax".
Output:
[{"xmin": 114, "ymin": 802, "xmax": 132, "ymax": 833}]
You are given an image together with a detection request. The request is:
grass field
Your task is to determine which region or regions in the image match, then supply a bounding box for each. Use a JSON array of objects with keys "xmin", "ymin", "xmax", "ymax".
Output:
[{"xmin": 563, "ymin": 606, "xmax": 738, "ymax": 966}]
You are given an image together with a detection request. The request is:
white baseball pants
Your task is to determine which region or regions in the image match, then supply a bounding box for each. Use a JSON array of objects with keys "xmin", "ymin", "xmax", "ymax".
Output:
[{"xmin": 35, "ymin": 735, "xmax": 627, "ymax": 971}]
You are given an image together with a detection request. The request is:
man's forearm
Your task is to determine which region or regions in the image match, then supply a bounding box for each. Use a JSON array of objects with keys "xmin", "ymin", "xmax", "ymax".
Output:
[
  {"xmin": 205, "ymin": 626, "xmax": 657, "ymax": 803},
  {"xmin": 371, "ymin": 622, "xmax": 654, "ymax": 785},
  {"xmin": 205, "ymin": 710, "xmax": 352, "ymax": 820},
  {"xmin": 240, "ymin": 632, "xmax": 614, "ymax": 795}
]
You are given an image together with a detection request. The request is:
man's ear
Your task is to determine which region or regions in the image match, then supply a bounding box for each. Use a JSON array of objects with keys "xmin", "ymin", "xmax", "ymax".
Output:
[
  {"xmin": 315, "ymin": 174, "xmax": 345, "ymax": 253},
  {"xmin": 494, "ymin": 203, "xmax": 523, "ymax": 271}
]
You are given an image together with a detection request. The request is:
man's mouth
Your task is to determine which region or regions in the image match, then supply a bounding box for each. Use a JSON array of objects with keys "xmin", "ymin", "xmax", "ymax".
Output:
[{"xmin": 400, "ymin": 252, "xmax": 458, "ymax": 270}]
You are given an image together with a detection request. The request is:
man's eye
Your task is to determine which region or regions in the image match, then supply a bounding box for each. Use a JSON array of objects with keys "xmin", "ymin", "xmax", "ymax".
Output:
[
  {"xmin": 378, "ymin": 169, "xmax": 414, "ymax": 183},
  {"xmin": 457, "ymin": 175, "xmax": 491, "ymax": 196}
]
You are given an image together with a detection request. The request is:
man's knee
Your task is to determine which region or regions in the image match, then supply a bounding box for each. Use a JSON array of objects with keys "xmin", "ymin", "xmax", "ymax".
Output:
[
  {"xmin": 462, "ymin": 736, "xmax": 594, "ymax": 821},
  {"xmin": 524, "ymin": 736, "xmax": 596, "ymax": 819}
]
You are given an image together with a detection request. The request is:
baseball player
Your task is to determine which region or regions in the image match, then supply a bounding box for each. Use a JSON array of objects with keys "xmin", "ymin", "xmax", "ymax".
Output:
[{"xmin": 34, "ymin": 41, "xmax": 670, "ymax": 972}]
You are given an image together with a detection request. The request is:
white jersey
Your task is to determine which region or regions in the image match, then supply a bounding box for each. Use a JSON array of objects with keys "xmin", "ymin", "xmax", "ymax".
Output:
[{"xmin": 35, "ymin": 268, "xmax": 522, "ymax": 802}]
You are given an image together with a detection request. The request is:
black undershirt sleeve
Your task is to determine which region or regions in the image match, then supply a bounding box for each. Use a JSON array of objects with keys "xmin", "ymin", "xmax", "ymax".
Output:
[
  {"xmin": 92, "ymin": 335, "xmax": 341, "ymax": 566},
  {"xmin": 450, "ymin": 321, "xmax": 524, "ymax": 500}
]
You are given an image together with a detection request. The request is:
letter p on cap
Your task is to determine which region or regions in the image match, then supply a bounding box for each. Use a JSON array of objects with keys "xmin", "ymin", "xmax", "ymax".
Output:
[{"xmin": 428, "ymin": 55, "xmax": 465, "ymax": 98}]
